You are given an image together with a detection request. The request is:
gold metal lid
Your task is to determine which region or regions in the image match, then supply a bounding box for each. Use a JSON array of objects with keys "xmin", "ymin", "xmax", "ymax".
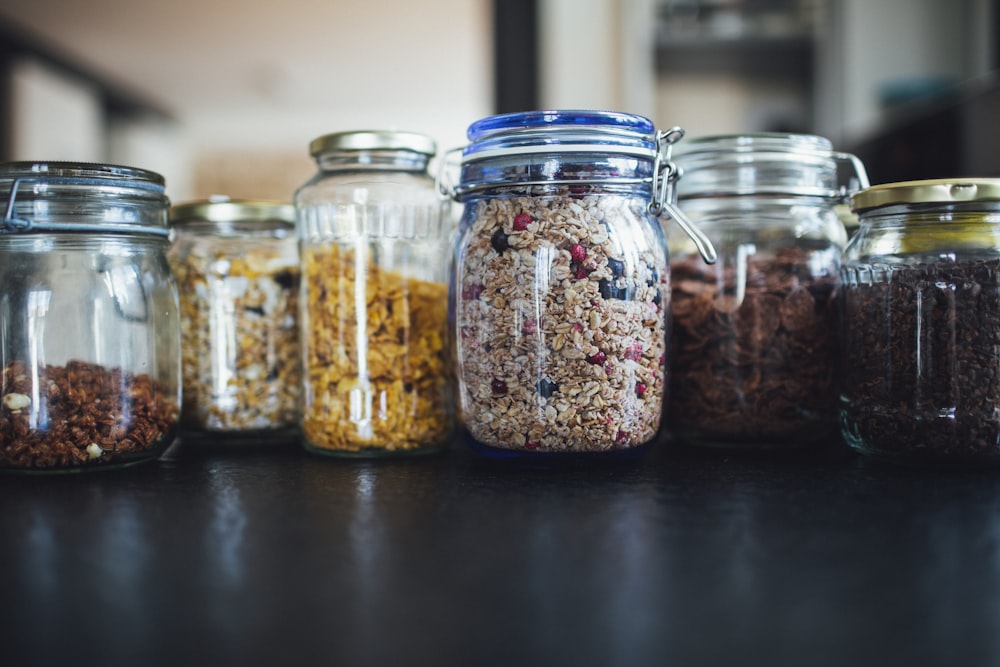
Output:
[
  {"xmin": 308, "ymin": 130, "xmax": 436, "ymax": 158},
  {"xmin": 851, "ymin": 178, "xmax": 1000, "ymax": 212},
  {"xmin": 169, "ymin": 196, "xmax": 294, "ymax": 226}
]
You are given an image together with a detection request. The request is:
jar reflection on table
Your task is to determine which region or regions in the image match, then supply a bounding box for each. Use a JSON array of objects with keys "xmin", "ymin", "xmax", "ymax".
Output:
[
  {"xmin": 0, "ymin": 162, "xmax": 180, "ymax": 472},
  {"xmin": 295, "ymin": 130, "xmax": 453, "ymax": 457},
  {"xmin": 169, "ymin": 197, "xmax": 300, "ymax": 443},
  {"xmin": 665, "ymin": 134, "xmax": 868, "ymax": 448},
  {"xmin": 840, "ymin": 178, "xmax": 1000, "ymax": 465}
]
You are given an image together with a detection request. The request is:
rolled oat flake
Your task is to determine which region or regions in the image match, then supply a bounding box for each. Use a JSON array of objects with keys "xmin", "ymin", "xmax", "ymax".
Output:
[
  {"xmin": 449, "ymin": 110, "xmax": 714, "ymax": 458},
  {"xmin": 0, "ymin": 161, "xmax": 181, "ymax": 472},
  {"xmin": 841, "ymin": 178, "xmax": 1000, "ymax": 466}
]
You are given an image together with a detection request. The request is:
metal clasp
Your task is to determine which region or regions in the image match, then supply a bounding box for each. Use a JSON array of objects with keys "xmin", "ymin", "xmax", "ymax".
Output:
[
  {"xmin": 833, "ymin": 151, "xmax": 870, "ymax": 200},
  {"xmin": 649, "ymin": 128, "xmax": 717, "ymax": 265}
]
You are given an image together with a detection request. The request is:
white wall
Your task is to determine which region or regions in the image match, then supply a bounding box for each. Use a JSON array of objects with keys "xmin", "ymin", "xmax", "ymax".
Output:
[{"xmin": 9, "ymin": 57, "xmax": 105, "ymax": 161}]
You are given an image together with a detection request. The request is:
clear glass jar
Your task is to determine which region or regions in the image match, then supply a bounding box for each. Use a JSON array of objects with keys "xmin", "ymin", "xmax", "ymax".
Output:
[
  {"xmin": 168, "ymin": 197, "xmax": 300, "ymax": 443},
  {"xmin": 0, "ymin": 162, "xmax": 180, "ymax": 472},
  {"xmin": 295, "ymin": 130, "xmax": 453, "ymax": 457},
  {"xmin": 666, "ymin": 133, "xmax": 868, "ymax": 448},
  {"xmin": 451, "ymin": 110, "xmax": 715, "ymax": 459},
  {"xmin": 841, "ymin": 179, "xmax": 1000, "ymax": 465}
]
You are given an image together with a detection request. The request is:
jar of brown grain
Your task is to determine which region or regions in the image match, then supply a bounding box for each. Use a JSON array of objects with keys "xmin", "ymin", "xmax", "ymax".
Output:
[{"xmin": 0, "ymin": 162, "xmax": 180, "ymax": 472}]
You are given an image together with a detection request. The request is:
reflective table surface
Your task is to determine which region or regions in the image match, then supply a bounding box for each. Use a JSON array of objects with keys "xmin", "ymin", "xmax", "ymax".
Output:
[{"xmin": 2, "ymin": 437, "xmax": 999, "ymax": 666}]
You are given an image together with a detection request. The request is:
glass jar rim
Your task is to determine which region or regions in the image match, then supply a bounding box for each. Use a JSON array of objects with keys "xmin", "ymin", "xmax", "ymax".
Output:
[
  {"xmin": 851, "ymin": 178, "xmax": 1000, "ymax": 213},
  {"xmin": 0, "ymin": 160, "xmax": 165, "ymax": 188}
]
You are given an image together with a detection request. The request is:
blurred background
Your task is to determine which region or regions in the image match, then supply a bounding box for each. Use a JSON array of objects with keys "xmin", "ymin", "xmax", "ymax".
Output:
[{"xmin": 0, "ymin": 0, "xmax": 997, "ymax": 202}]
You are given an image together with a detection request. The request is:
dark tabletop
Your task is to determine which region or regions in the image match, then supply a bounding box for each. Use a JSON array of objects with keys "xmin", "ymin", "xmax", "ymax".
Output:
[{"xmin": 1, "ymin": 435, "xmax": 998, "ymax": 667}]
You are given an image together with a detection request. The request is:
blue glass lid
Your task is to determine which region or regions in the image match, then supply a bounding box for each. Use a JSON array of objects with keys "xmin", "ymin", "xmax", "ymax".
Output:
[{"xmin": 462, "ymin": 110, "xmax": 658, "ymax": 161}]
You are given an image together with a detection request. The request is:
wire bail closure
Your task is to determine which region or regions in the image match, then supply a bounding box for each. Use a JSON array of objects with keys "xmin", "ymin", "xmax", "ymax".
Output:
[
  {"xmin": 2, "ymin": 176, "xmax": 170, "ymax": 237},
  {"xmin": 649, "ymin": 128, "xmax": 718, "ymax": 265}
]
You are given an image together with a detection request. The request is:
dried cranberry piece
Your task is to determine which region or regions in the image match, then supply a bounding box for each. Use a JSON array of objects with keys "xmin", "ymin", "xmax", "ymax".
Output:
[
  {"xmin": 587, "ymin": 350, "xmax": 607, "ymax": 365},
  {"xmin": 513, "ymin": 213, "xmax": 532, "ymax": 231},
  {"xmin": 462, "ymin": 284, "xmax": 484, "ymax": 300},
  {"xmin": 491, "ymin": 379, "xmax": 508, "ymax": 396},
  {"xmin": 570, "ymin": 243, "xmax": 587, "ymax": 263},
  {"xmin": 635, "ymin": 382, "xmax": 648, "ymax": 398}
]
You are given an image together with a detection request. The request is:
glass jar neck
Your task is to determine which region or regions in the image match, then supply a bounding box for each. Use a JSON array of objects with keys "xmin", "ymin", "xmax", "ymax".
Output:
[{"xmin": 315, "ymin": 150, "xmax": 430, "ymax": 174}]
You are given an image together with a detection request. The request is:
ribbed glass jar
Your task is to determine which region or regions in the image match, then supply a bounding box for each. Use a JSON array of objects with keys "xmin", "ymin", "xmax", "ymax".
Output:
[
  {"xmin": 451, "ymin": 110, "xmax": 710, "ymax": 459},
  {"xmin": 666, "ymin": 133, "xmax": 867, "ymax": 448},
  {"xmin": 0, "ymin": 162, "xmax": 180, "ymax": 472},
  {"xmin": 169, "ymin": 197, "xmax": 300, "ymax": 444},
  {"xmin": 841, "ymin": 179, "xmax": 1000, "ymax": 465},
  {"xmin": 295, "ymin": 130, "xmax": 453, "ymax": 457}
]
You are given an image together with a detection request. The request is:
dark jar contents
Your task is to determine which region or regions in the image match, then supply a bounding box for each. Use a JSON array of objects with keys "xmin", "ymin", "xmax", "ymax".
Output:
[
  {"xmin": 666, "ymin": 134, "xmax": 867, "ymax": 448},
  {"xmin": 840, "ymin": 179, "xmax": 1000, "ymax": 465},
  {"xmin": 0, "ymin": 162, "xmax": 180, "ymax": 472}
]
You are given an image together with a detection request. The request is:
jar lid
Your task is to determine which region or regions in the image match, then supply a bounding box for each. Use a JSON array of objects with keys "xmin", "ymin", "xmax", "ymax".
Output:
[
  {"xmin": 461, "ymin": 110, "xmax": 657, "ymax": 162},
  {"xmin": 850, "ymin": 178, "xmax": 1000, "ymax": 212},
  {"xmin": 673, "ymin": 133, "xmax": 866, "ymax": 199},
  {"xmin": 170, "ymin": 196, "xmax": 295, "ymax": 226},
  {"xmin": 0, "ymin": 161, "xmax": 169, "ymax": 236},
  {"xmin": 309, "ymin": 130, "xmax": 437, "ymax": 158}
]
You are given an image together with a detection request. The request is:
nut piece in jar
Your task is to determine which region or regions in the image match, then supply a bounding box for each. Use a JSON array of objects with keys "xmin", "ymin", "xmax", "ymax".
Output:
[
  {"xmin": 455, "ymin": 191, "xmax": 668, "ymax": 454},
  {"xmin": 0, "ymin": 360, "xmax": 178, "ymax": 471},
  {"xmin": 302, "ymin": 245, "xmax": 451, "ymax": 454}
]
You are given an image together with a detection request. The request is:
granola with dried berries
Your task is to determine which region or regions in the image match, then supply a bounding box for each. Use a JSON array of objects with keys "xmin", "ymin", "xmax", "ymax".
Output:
[
  {"xmin": 0, "ymin": 360, "xmax": 178, "ymax": 470},
  {"xmin": 454, "ymin": 191, "xmax": 668, "ymax": 453},
  {"xmin": 170, "ymin": 240, "xmax": 300, "ymax": 435},
  {"xmin": 301, "ymin": 244, "xmax": 451, "ymax": 454},
  {"xmin": 668, "ymin": 246, "xmax": 839, "ymax": 444}
]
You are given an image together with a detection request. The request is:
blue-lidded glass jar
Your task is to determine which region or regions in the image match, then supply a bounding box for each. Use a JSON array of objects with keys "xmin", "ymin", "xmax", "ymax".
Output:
[{"xmin": 449, "ymin": 110, "xmax": 714, "ymax": 459}]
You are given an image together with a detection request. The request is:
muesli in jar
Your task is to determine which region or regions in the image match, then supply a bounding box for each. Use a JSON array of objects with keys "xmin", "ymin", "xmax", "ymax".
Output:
[
  {"xmin": 452, "ymin": 111, "xmax": 715, "ymax": 458},
  {"xmin": 169, "ymin": 198, "xmax": 300, "ymax": 442}
]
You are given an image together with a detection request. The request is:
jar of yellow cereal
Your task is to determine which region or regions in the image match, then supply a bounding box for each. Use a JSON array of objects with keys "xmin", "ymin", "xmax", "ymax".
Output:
[
  {"xmin": 169, "ymin": 197, "xmax": 300, "ymax": 444},
  {"xmin": 294, "ymin": 130, "xmax": 453, "ymax": 457}
]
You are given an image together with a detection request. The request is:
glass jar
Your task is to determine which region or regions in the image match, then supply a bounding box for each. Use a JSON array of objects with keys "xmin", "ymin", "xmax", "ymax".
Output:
[
  {"xmin": 665, "ymin": 133, "xmax": 868, "ymax": 448},
  {"xmin": 0, "ymin": 162, "xmax": 180, "ymax": 472},
  {"xmin": 841, "ymin": 179, "xmax": 1000, "ymax": 465},
  {"xmin": 451, "ymin": 110, "xmax": 715, "ymax": 459},
  {"xmin": 295, "ymin": 130, "xmax": 453, "ymax": 457},
  {"xmin": 168, "ymin": 197, "xmax": 300, "ymax": 443}
]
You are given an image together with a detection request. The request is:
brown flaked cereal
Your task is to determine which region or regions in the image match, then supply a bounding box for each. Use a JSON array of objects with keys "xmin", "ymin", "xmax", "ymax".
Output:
[
  {"xmin": 455, "ymin": 191, "xmax": 668, "ymax": 453},
  {"xmin": 171, "ymin": 244, "xmax": 300, "ymax": 434},
  {"xmin": 0, "ymin": 360, "xmax": 178, "ymax": 470},
  {"xmin": 668, "ymin": 247, "xmax": 839, "ymax": 443},
  {"xmin": 302, "ymin": 245, "xmax": 450, "ymax": 453}
]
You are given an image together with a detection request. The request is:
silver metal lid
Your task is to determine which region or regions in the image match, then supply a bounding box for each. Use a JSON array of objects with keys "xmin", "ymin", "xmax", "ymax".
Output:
[
  {"xmin": 170, "ymin": 195, "xmax": 294, "ymax": 226},
  {"xmin": 308, "ymin": 130, "xmax": 437, "ymax": 158},
  {"xmin": 851, "ymin": 178, "xmax": 1000, "ymax": 212}
]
